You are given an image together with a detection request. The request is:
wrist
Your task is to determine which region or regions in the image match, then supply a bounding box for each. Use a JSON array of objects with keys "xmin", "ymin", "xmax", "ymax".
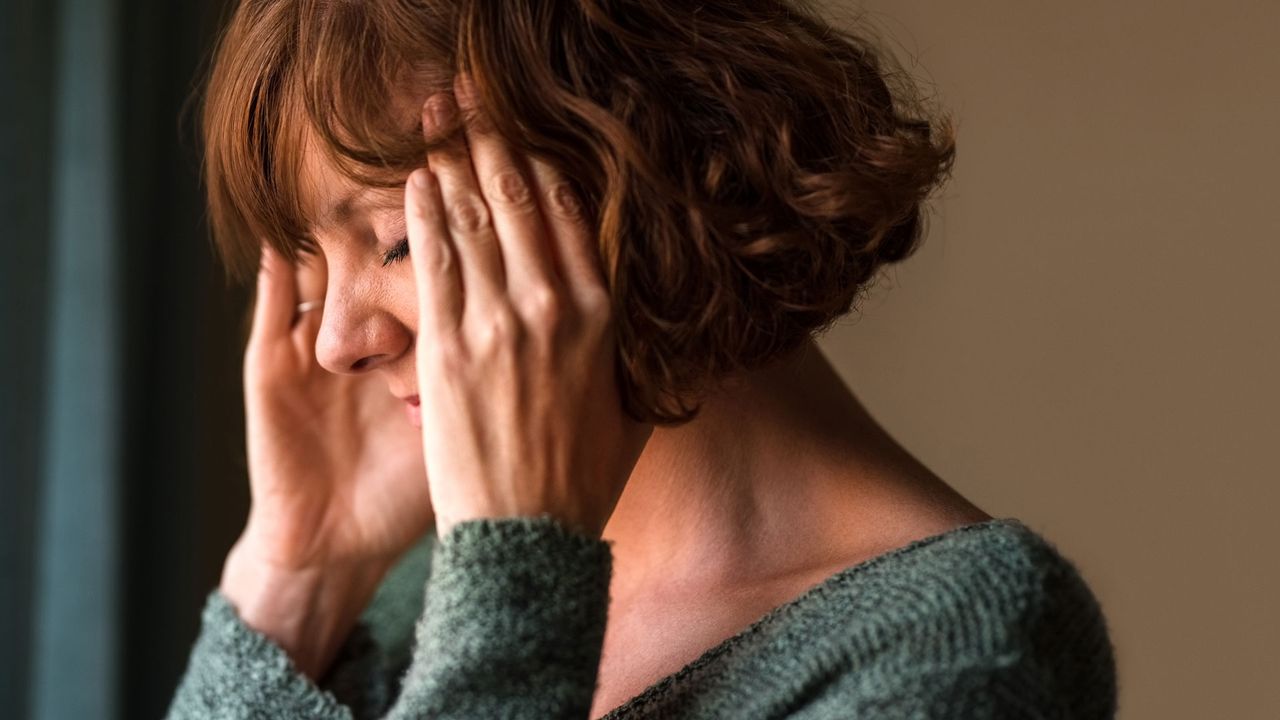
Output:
[{"xmin": 220, "ymin": 535, "xmax": 391, "ymax": 679}]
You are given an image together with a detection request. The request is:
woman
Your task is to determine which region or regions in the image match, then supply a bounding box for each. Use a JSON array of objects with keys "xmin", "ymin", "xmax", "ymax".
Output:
[{"xmin": 169, "ymin": 1, "xmax": 1116, "ymax": 718}]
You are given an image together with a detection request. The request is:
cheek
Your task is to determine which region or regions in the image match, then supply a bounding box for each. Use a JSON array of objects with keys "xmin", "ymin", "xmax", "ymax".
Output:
[{"xmin": 386, "ymin": 266, "xmax": 419, "ymax": 335}]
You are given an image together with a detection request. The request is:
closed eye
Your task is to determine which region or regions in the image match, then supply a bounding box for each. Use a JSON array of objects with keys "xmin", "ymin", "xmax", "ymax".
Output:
[{"xmin": 381, "ymin": 237, "xmax": 410, "ymax": 266}]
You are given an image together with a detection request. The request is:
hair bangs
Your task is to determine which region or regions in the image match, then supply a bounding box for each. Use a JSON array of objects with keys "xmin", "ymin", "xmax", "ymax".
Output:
[
  {"xmin": 200, "ymin": 1, "xmax": 296, "ymax": 279},
  {"xmin": 202, "ymin": 0, "xmax": 453, "ymax": 280}
]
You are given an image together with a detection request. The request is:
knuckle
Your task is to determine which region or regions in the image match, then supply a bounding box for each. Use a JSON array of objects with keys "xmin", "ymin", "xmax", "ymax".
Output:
[
  {"xmin": 433, "ymin": 338, "xmax": 468, "ymax": 373},
  {"xmin": 579, "ymin": 286, "xmax": 612, "ymax": 319},
  {"xmin": 578, "ymin": 290, "xmax": 613, "ymax": 333},
  {"xmin": 447, "ymin": 195, "xmax": 490, "ymax": 234},
  {"xmin": 424, "ymin": 332, "xmax": 463, "ymax": 362},
  {"xmin": 476, "ymin": 306, "xmax": 521, "ymax": 348},
  {"xmin": 488, "ymin": 168, "xmax": 534, "ymax": 208},
  {"xmin": 525, "ymin": 286, "xmax": 562, "ymax": 328},
  {"xmin": 547, "ymin": 182, "xmax": 583, "ymax": 220},
  {"xmin": 425, "ymin": 240, "xmax": 453, "ymax": 277}
]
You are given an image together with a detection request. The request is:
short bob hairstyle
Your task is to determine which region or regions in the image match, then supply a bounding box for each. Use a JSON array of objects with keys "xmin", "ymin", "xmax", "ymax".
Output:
[{"xmin": 202, "ymin": 0, "xmax": 955, "ymax": 424}]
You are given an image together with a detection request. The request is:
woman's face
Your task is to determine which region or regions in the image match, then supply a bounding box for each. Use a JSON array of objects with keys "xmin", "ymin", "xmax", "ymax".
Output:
[{"xmin": 298, "ymin": 140, "xmax": 421, "ymax": 411}]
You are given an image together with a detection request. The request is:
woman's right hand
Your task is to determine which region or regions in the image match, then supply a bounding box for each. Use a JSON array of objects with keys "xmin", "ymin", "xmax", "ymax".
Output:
[{"xmin": 220, "ymin": 245, "xmax": 434, "ymax": 678}]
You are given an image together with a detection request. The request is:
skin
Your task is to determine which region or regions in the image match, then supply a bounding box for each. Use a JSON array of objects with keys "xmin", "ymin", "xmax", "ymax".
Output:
[{"xmin": 220, "ymin": 75, "xmax": 990, "ymax": 715}]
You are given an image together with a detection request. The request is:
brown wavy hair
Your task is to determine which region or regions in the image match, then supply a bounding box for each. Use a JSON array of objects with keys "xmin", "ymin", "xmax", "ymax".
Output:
[{"xmin": 202, "ymin": 0, "xmax": 955, "ymax": 424}]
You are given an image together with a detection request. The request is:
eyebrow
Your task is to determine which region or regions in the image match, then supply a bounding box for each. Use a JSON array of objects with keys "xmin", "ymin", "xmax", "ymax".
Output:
[
  {"xmin": 314, "ymin": 190, "xmax": 365, "ymax": 230},
  {"xmin": 312, "ymin": 189, "xmax": 403, "ymax": 232}
]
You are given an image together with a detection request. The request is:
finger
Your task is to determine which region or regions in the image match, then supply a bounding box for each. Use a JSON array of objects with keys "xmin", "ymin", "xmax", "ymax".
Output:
[
  {"xmin": 422, "ymin": 91, "xmax": 505, "ymax": 313},
  {"xmin": 406, "ymin": 168, "xmax": 463, "ymax": 336},
  {"xmin": 527, "ymin": 156, "xmax": 606, "ymax": 304},
  {"xmin": 251, "ymin": 245, "xmax": 297, "ymax": 340},
  {"xmin": 454, "ymin": 75, "xmax": 559, "ymax": 300},
  {"xmin": 292, "ymin": 250, "xmax": 327, "ymax": 357}
]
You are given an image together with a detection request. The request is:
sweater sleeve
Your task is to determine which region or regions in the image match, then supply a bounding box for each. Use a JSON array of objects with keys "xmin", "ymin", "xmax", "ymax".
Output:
[
  {"xmin": 166, "ymin": 515, "xmax": 612, "ymax": 720},
  {"xmin": 165, "ymin": 591, "xmax": 360, "ymax": 720},
  {"xmin": 386, "ymin": 515, "xmax": 613, "ymax": 719}
]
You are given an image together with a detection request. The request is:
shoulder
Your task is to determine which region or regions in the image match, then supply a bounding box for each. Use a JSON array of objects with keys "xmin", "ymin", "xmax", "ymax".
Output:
[
  {"xmin": 835, "ymin": 519, "xmax": 1111, "ymax": 645},
  {"xmin": 804, "ymin": 519, "xmax": 1118, "ymax": 718}
]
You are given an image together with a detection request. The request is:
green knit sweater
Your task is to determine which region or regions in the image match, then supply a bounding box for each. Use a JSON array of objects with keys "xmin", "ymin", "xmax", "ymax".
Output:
[{"xmin": 166, "ymin": 516, "xmax": 1116, "ymax": 719}]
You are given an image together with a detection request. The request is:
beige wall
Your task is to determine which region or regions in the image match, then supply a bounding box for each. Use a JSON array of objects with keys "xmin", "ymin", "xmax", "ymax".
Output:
[{"xmin": 814, "ymin": 1, "xmax": 1280, "ymax": 717}]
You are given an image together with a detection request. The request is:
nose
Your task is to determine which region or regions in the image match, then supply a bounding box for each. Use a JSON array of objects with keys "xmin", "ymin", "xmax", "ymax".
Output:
[{"xmin": 314, "ymin": 278, "xmax": 411, "ymax": 375}]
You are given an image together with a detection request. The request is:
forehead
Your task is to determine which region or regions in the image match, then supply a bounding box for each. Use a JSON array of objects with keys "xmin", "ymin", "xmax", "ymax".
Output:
[{"xmin": 297, "ymin": 131, "xmax": 406, "ymax": 234}]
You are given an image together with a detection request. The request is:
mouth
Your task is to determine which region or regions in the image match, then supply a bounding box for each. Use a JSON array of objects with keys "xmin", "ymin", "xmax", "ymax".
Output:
[{"xmin": 402, "ymin": 394, "xmax": 421, "ymax": 428}]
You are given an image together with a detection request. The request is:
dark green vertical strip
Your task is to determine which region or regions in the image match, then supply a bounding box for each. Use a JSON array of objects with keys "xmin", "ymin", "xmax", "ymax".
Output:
[
  {"xmin": 31, "ymin": 0, "xmax": 124, "ymax": 716},
  {"xmin": 0, "ymin": 0, "xmax": 58, "ymax": 718}
]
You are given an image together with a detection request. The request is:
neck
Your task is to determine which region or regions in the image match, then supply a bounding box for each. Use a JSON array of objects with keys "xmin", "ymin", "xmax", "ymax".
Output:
[{"xmin": 601, "ymin": 340, "xmax": 956, "ymax": 597}]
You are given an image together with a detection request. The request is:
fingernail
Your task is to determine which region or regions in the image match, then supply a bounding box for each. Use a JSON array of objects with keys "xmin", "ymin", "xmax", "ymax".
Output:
[
  {"xmin": 423, "ymin": 93, "xmax": 455, "ymax": 133},
  {"xmin": 412, "ymin": 169, "xmax": 431, "ymax": 189}
]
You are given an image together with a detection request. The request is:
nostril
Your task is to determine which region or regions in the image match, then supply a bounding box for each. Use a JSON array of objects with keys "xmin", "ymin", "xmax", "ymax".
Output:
[{"xmin": 350, "ymin": 353, "xmax": 394, "ymax": 372}]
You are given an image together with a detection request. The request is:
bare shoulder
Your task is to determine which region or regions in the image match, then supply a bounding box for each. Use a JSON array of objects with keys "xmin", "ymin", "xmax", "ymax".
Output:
[{"xmin": 818, "ymin": 463, "xmax": 994, "ymax": 572}]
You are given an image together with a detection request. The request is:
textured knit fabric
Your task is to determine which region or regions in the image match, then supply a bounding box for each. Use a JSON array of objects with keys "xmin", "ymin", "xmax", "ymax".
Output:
[{"xmin": 166, "ymin": 516, "xmax": 1117, "ymax": 719}]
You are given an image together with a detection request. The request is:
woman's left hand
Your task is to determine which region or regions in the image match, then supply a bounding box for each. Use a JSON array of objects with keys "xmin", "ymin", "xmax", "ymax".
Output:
[{"xmin": 405, "ymin": 76, "xmax": 651, "ymax": 540}]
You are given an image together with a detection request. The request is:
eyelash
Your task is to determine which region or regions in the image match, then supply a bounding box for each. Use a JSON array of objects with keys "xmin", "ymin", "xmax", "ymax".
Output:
[{"xmin": 381, "ymin": 237, "xmax": 410, "ymax": 266}]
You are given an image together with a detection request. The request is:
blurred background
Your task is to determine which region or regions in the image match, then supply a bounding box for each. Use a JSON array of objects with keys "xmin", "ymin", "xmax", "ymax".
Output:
[{"xmin": 1, "ymin": 0, "xmax": 1276, "ymax": 718}]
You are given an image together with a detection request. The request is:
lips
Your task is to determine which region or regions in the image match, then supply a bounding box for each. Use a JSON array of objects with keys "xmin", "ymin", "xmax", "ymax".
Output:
[{"xmin": 403, "ymin": 395, "xmax": 421, "ymax": 427}]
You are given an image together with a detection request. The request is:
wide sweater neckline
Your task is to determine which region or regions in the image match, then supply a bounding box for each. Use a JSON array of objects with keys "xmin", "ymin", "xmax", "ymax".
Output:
[
  {"xmin": 170, "ymin": 513, "xmax": 1115, "ymax": 718},
  {"xmin": 599, "ymin": 516, "xmax": 1027, "ymax": 719}
]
